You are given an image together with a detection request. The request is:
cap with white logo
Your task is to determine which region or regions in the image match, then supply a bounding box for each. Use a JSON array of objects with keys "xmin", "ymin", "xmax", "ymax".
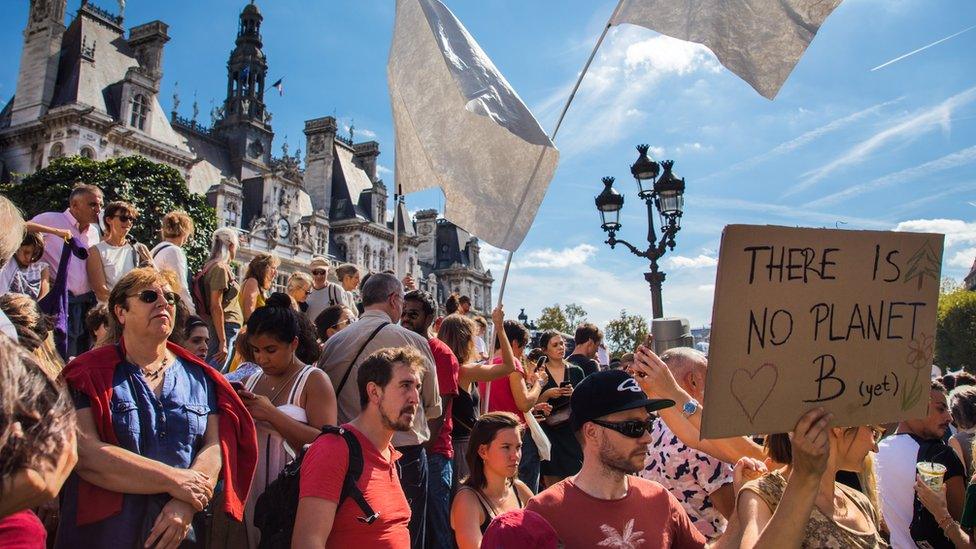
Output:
[{"xmin": 570, "ymin": 369, "xmax": 675, "ymax": 431}]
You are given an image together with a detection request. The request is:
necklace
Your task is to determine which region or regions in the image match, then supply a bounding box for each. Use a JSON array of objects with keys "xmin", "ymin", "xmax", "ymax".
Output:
[
  {"xmin": 133, "ymin": 352, "xmax": 170, "ymax": 380},
  {"xmin": 264, "ymin": 362, "xmax": 304, "ymax": 405}
]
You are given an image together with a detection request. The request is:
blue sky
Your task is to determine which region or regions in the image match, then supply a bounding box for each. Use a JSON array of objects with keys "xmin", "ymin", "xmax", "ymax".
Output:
[{"xmin": 3, "ymin": 0, "xmax": 975, "ymax": 327}]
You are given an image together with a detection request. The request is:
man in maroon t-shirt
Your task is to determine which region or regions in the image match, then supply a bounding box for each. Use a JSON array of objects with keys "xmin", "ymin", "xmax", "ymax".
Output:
[
  {"xmin": 526, "ymin": 369, "xmax": 706, "ymax": 548},
  {"xmin": 293, "ymin": 346, "xmax": 424, "ymax": 548},
  {"xmin": 400, "ymin": 289, "xmax": 459, "ymax": 549}
]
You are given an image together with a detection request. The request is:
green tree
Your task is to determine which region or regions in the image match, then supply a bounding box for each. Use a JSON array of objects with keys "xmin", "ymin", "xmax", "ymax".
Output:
[
  {"xmin": 936, "ymin": 289, "xmax": 976, "ymax": 372},
  {"xmin": 604, "ymin": 309, "xmax": 650, "ymax": 357},
  {"xmin": 563, "ymin": 303, "xmax": 588, "ymax": 331},
  {"xmin": 536, "ymin": 304, "xmax": 569, "ymax": 333},
  {"xmin": 1, "ymin": 155, "xmax": 217, "ymax": 270}
]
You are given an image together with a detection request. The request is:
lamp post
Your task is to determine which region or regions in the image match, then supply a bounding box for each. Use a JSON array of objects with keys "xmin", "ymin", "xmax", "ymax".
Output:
[{"xmin": 594, "ymin": 144, "xmax": 686, "ymax": 319}]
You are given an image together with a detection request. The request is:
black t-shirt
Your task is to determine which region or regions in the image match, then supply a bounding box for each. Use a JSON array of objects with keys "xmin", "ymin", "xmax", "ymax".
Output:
[
  {"xmin": 910, "ymin": 434, "xmax": 966, "ymax": 549},
  {"xmin": 452, "ymin": 384, "xmax": 479, "ymax": 440},
  {"xmin": 566, "ymin": 353, "xmax": 599, "ymax": 377}
]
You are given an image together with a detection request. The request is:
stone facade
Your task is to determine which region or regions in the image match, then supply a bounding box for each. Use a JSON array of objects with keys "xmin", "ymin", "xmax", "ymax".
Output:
[{"xmin": 1, "ymin": 0, "xmax": 493, "ymax": 309}]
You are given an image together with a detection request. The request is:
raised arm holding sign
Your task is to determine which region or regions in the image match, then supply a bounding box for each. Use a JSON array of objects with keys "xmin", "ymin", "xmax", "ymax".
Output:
[{"xmin": 702, "ymin": 225, "xmax": 944, "ymax": 439}]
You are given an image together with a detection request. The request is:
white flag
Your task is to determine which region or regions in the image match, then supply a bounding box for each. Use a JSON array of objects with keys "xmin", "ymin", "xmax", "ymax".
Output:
[
  {"xmin": 612, "ymin": 0, "xmax": 843, "ymax": 99},
  {"xmin": 388, "ymin": 0, "xmax": 559, "ymax": 252}
]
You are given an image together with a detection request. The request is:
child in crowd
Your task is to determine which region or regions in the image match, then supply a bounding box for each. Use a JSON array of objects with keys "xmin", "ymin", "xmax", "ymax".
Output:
[{"xmin": 0, "ymin": 232, "xmax": 50, "ymax": 299}]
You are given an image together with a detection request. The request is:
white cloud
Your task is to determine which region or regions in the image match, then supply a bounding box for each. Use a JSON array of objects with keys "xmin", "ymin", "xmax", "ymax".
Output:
[
  {"xmin": 516, "ymin": 243, "xmax": 598, "ymax": 269},
  {"xmin": 343, "ymin": 124, "xmax": 377, "ymax": 140},
  {"xmin": 377, "ymin": 164, "xmax": 393, "ymax": 175},
  {"xmin": 538, "ymin": 27, "xmax": 721, "ymax": 153},
  {"xmin": 674, "ymin": 142, "xmax": 713, "ymax": 154},
  {"xmin": 694, "ymin": 196, "xmax": 890, "ymax": 229},
  {"xmin": 806, "ymin": 145, "xmax": 976, "ymax": 208},
  {"xmin": 787, "ymin": 85, "xmax": 976, "ymax": 196},
  {"xmin": 666, "ymin": 254, "xmax": 718, "ymax": 269},
  {"xmin": 949, "ymin": 247, "xmax": 976, "ymax": 269}
]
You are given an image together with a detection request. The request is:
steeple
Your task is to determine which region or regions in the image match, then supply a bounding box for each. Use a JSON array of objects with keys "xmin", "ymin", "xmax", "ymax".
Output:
[{"xmin": 221, "ymin": 1, "xmax": 269, "ymax": 125}]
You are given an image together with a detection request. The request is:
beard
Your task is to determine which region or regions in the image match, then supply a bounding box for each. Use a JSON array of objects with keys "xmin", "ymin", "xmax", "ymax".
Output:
[
  {"xmin": 598, "ymin": 434, "xmax": 644, "ymax": 475},
  {"xmin": 380, "ymin": 404, "xmax": 417, "ymax": 432}
]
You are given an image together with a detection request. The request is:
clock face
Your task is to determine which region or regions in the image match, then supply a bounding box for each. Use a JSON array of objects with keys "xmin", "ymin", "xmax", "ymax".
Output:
[{"xmin": 277, "ymin": 218, "xmax": 291, "ymax": 239}]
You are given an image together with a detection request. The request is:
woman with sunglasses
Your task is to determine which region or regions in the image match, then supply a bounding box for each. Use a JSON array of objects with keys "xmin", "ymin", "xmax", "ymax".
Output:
[
  {"xmin": 313, "ymin": 304, "xmax": 354, "ymax": 344},
  {"xmin": 57, "ymin": 267, "xmax": 256, "ymax": 549},
  {"xmin": 451, "ymin": 412, "xmax": 534, "ymax": 549},
  {"xmin": 86, "ymin": 201, "xmax": 151, "ymax": 303},
  {"xmin": 736, "ymin": 408, "xmax": 888, "ymax": 548},
  {"xmin": 233, "ymin": 302, "xmax": 336, "ymax": 548}
]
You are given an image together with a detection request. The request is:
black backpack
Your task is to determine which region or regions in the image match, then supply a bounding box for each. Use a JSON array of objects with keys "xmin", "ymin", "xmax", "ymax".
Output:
[{"xmin": 254, "ymin": 425, "xmax": 379, "ymax": 549}]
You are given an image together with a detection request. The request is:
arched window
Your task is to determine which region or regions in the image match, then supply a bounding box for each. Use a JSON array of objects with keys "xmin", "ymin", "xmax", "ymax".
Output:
[
  {"xmin": 274, "ymin": 273, "xmax": 288, "ymax": 294},
  {"xmin": 363, "ymin": 245, "xmax": 371, "ymax": 271},
  {"xmin": 49, "ymin": 142, "xmax": 64, "ymax": 161},
  {"xmin": 80, "ymin": 147, "xmax": 96, "ymax": 159},
  {"xmin": 379, "ymin": 250, "xmax": 387, "ymax": 271},
  {"xmin": 130, "ymin": 94, "xmax": 149, "ymax": 130},
  {"xmin": 224, "ymin": 201, "xmax": 239, "ymax": 228}
]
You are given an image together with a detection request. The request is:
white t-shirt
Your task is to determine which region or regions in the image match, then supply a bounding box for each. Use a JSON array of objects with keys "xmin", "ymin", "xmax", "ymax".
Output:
[
  {"xmin": 93, "ymin": 241, "xmax": 137, "ymax": 299},
  {"xmin": 151, "ymin": 242, "xmax": 195, "ymax": 314},
  {"xmin": 305, "ymin": 282, "xmax": 358, "ymax": 324},
  {"xmin": 875, "ymin": 434, "xmax": 919, "ymax": 549}
]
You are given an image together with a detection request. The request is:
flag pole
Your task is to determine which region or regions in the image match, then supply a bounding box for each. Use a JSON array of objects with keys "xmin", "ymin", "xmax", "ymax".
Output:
[
  {"xmin": 496, "ymin": 1, "xmax": 623, "ymax": 307},
  {"xmin": 393, "ymin": 182, "xmax": 401, "ymax": 279}
]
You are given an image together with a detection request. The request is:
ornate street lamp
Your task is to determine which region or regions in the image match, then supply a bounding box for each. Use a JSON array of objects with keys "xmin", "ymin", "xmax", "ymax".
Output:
[{"xmin": 594, "ymin": 144, "xmax": 686, "ymax": 319}]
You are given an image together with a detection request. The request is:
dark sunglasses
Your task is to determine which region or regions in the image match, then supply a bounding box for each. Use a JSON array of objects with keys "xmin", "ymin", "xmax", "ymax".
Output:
[
  {"xmin": 312, "ymin": 270, "xmax": 328, "ymax": 276},
  {"xmin": 112, "ymin": 214, "xmax": 137, "ymax": 223},
  {"xmin": 590, "ymin": 418, "xmax": 655, "ymax": 439},
  {"xmin": 331, "ymin": 318, "xmax": 354, "ymax": 330},
  {"xmin": 129, "ymin": 289, "xmax": 179, "ymax": 306}
]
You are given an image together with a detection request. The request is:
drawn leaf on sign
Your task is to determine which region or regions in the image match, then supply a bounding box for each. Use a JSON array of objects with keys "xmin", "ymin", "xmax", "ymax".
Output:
[
  {"xmin": 903, "ymin": 241, "xmax": 941, "ymax": 290},
  {"xmin": 902, "ymin": 333, "xmax": 935, "ymax": 411}
]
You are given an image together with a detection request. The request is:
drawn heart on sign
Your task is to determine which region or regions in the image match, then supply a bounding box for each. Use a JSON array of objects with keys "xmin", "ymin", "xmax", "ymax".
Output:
[{"xmin": 730, "ymin": 363, "xmax": 779, "ymax": 423}]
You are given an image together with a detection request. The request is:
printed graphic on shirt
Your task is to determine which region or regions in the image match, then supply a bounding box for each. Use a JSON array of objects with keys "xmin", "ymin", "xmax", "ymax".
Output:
[{"xmin": 598, "ymin": 518, "xmax": 645, "ymax": 548}]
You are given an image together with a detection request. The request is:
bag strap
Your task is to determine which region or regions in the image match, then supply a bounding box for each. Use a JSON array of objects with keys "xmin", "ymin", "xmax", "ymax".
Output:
[
  {"xmin": 318, "ymin": 425, "xmax": 379, "ymax": 525},
  {"xmin": 335, "ymin": 322, "xmax": 390, "ymax": 396},
  {"xmin": 151, "ymin": 242, "xmax": 175, "ymax": 259}
]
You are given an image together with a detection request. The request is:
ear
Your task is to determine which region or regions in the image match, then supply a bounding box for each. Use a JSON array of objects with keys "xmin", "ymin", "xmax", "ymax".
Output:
[
  {"xmin": 289, "ymin": 337, "xmax": 300, "ymax": 352},
  {"xmin": 367, "ymin": 381, "xmax": 383, "ymax": 404},
  {"xmin": 477, "ymin": 443, "xmax": 489, "ymax": 461},
  {"xmin": 113, "ymin": 303, "xmax": 127, "ymax": 327}
]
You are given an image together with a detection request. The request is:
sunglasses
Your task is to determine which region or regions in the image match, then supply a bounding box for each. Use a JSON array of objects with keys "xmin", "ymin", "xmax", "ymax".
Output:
[
  {"xmin": 129, "ymin": 289, "xmax": 179, "ymax": 306},
  {"xmin": 331, "ymin": 318, "xmax": 354, "ymax": 330},
  {"xmin": 312, "ymin": 270, "xmax": 328, "ymax": 276},
  {"xmin": 590, "ymin": 418, "xmax": 655, "ymax": 439}
]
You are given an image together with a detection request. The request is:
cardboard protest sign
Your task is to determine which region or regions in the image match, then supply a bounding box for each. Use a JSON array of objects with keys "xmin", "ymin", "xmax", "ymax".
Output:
[{"xmin": 701, "ymin": 225, "xmax": 944, "ymax": 439}]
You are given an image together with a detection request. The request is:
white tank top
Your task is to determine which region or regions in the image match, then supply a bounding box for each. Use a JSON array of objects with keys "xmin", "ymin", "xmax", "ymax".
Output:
[{"xmin": 94, "ymin": 240, "xmax": 137, "ymax": 292}]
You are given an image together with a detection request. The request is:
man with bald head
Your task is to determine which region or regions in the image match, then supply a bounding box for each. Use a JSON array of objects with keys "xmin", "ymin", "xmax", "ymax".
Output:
[{"xmin": 638, "ymin": 347, "xmax": 734, "ymax": 539}]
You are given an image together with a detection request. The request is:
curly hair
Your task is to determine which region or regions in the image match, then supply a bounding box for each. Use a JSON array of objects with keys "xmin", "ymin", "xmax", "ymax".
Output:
[{"xmin": 0, "ymin": 336, "xmax": 76, "ymax": 498}]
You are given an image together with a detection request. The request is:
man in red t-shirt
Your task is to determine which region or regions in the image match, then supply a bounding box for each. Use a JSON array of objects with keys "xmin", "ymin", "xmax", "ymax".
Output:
[
  {"xmin": 400, "ymin": 289, "xmax": 459, "ymax": 549},
  {"xmin": 293, "ymin": 347, "xmax": 425, "ymax": 549},
  {"xmin": 526, "ymin": 369, "xmax": 707, "ymax": 548}
]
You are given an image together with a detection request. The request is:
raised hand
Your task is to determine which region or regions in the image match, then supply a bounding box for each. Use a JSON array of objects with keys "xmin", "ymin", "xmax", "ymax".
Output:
[{"xmin": 788, "ymin": 408, "xmax": 831, "ymax": 480}]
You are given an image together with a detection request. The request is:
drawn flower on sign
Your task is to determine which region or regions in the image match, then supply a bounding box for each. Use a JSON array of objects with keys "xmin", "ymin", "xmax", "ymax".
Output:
[
  {"xmin": 906, "ymin": 332, "xmax": 935, "ymax": 371},
  {"xmin": 901, "ymin": 332, "xmax": 935, "ymax": 411}
]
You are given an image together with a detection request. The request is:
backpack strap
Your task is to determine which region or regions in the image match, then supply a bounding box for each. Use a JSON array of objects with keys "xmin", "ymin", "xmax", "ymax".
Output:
[
  {"xmin": 318, "ymin": 425, "xmax": 379, "ymax": 525},
  {"xmin": 335, "ymin": 322, "xmax": 390, "ymax": 396}
]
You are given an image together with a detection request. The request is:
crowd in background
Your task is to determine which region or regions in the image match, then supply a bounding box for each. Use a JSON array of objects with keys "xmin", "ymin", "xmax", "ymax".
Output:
[{"xmin": 4, "ymin": 184, "xmax": 976, "ymax": 549}]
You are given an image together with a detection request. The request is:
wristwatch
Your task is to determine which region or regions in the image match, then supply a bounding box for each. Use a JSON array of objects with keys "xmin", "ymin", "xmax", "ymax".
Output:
[{"xmin": 681, "ymin": 398, "xmax": 700, "ymax": 418}]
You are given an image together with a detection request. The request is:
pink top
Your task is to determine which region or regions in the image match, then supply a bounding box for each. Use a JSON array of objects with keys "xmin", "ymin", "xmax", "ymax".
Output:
[
  {"xmin": 480, "ymin": 356, "xmax": 526, "ymax": 424},
  {"xmin": 31, "ymin": 209, "xmax": 100, "ymax": 296}
]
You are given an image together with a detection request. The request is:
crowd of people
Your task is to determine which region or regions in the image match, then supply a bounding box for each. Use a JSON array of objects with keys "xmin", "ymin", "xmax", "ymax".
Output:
[{"xmin": 3, "ymin": 184, "xmax": 976, "ymax": 549}]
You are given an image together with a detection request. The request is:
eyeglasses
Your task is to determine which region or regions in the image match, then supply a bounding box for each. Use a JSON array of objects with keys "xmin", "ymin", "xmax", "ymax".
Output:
[
  {"xmin": 112, "ymin": 215, "xmax": 137, "ymax": 223},
  {"xmin": 590, "ymin": 418, "xmax": 655, "ymax": 439},
  {"xmin": 312, "ymin": 270, "xmax": 327, "ymax": 276},
  {"xmin": 129, "ymin": 289, "xmax": 179, "ymax": 306},
  {"xmin": 331, "ymin": 318, "xmax": 354, "ymax": 330}
]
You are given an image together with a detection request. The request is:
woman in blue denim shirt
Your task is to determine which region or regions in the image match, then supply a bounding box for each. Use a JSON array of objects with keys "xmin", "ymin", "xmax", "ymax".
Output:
[{"xmin": 57, "ymin": 268, "xmax": 224, "ymax": 548}]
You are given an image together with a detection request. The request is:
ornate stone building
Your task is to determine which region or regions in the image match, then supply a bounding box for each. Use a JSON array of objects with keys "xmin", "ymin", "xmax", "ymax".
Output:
[{"xmin": 1, "ymin": 0, "xmax": 493, "ymax": 310}]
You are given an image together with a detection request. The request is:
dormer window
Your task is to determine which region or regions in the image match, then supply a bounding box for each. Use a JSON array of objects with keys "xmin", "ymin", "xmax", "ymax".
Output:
[{"xmin": 130, "ymin": 94, "xmax": 149, "ymax": 130}]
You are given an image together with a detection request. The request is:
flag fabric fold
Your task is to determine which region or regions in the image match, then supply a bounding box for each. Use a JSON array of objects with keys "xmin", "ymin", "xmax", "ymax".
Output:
[
  {"xmin": 272, "ymin": 78, "xmax": 283, "ymax": 96},
  {"xmin": 387, "ymin": 0, "xmax": 559, "ymax": 252},
  {"xmin": 611, "ymin": 0, "xmax": 843, "ymax": 99}
]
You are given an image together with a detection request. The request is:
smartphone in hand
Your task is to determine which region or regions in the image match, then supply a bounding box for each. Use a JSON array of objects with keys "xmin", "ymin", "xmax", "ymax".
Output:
[{"xmin": 535, "ymin": 355, "xmax": 548, "ymax": 371}]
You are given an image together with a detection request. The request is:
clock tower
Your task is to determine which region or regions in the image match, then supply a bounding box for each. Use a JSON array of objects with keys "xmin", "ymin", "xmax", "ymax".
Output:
[{"xmin": 213, "ymin": 1, "xmax": 274, "ymax": 180}]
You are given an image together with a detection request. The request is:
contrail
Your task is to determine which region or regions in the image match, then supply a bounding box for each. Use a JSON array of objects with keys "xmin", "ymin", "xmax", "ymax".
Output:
[{"xmin": 871, "ymin": 24, "xmax": 976, "ymax": 72}]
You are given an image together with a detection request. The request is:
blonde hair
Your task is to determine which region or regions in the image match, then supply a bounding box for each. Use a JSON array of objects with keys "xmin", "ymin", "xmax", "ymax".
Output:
[
  {"xmin": 161, "ymin": 211, "xmax": 194, "ymax": 239},
  {"xmin": 0, "ymin": 196, "xmax": 25, "ymax": 265},
  {"xmin": 287, "ymin": 272, "xmax": 313, "ymax": 293},
  {"xmin": 208, "ymin": 227, "xmax": 239, "ymax": 264}
]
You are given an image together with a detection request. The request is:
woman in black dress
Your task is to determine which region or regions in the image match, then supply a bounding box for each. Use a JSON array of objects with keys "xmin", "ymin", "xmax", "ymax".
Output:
[{"xmin": 536, "ymin": 330, "xmax": 584, "ymax": 487}]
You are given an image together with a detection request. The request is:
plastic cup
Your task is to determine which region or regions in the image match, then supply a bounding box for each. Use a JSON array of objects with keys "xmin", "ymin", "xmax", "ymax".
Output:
[{"xmin": 917, "ymin": 461, "xmax": 947, "ymax": 490}]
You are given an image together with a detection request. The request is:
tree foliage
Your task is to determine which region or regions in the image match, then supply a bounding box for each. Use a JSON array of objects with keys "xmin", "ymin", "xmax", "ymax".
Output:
[
  {"xmin": 535, "ymin": 302, "xmax": 589, "ymax": 334},
  {"xmin": 1, "ymin": 155, "xmax": 217, "ymax": 270},
  {"xmin": 536, "ymin": 304, "xmax": 569, "ymax": 333},
  {"xmin": 936, "ymin": 289, "xmax": 976, "ymax": 372},
  {"xmin": 605, "ymin": 309, "xmax": 649, "ymax": 357}
]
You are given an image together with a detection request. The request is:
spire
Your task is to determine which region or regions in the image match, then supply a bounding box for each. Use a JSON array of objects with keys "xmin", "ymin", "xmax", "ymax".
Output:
[{"xmin": 221, "ymin": 1, "xmax": 269, "ymax": 125}]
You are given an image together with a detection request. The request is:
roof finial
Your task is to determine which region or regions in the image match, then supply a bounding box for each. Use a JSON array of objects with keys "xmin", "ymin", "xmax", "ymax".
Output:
[
  {"xmin": 349, "ymin": 118, "xmax": 355, "ymax": 142},
  {"xmin": 191, "ymin": 91, "xmax": 199, "ymax": 122}
]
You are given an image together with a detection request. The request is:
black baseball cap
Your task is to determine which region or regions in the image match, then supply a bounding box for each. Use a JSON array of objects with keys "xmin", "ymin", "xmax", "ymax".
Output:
[{"xmin": 570, "ymin": 369, "xmax": 675, "ymax": 431}]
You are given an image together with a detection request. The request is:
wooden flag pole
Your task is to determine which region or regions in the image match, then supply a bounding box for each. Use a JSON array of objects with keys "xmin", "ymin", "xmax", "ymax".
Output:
[{"xmin": 495, "ymin": 0, "xmax": 623, "ymax": 307}]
